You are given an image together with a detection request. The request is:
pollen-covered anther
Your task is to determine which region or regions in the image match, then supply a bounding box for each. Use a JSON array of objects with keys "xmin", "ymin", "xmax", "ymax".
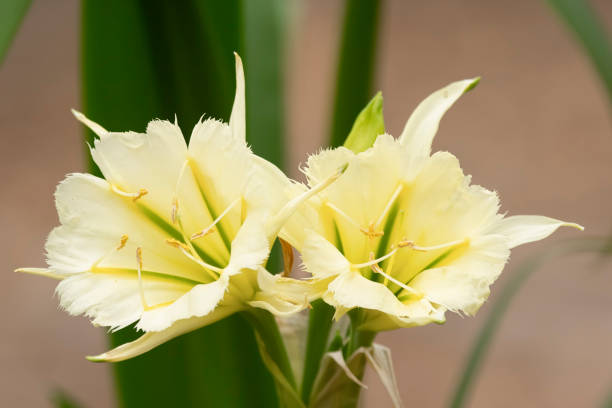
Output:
[
  {"xmin": 171, "ymin": 197, "xmax": 179, "ymax": 224},
  {"xmin": 190, "ymin": 227, "xmax": 216, "ymax": 241},
  {"xmin": 191, "ymin": 197, "xmax": 240, "ymax": 241},
  {"xmin": 116, "ymin": 235, "xmax": 128, "ymax": 250},
  {"xmin": 360, "ymin": 223, "xmax": 384, "ymax": 239},
  {"xmin": 110, "ymin": 185, "xmax": 149, "ymax": 202},
  {"xmin": 165, "ymin": 238, "xmax": 190, "ymax": 251}
]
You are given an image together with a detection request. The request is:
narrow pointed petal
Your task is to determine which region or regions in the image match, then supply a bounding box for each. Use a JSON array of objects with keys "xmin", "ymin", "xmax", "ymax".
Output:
[
  {"xmin": 488, "ymin": 215, "xmax": 583, "ymax": 249},
  {"xmin": 229, "ymin": 52, "xmax": 246, "ymax": 142},
  {"xmin": 398, "ymin": 78, "xmax": 480, "ymax": 159},
  {"xmin": 87, "ymin": 315, "xmax": 221, "ymax": 362},
  {"xmin": 71, "ymin": 109, "xmax": 108, "ymax": 138},
  {"xmin": 15, "ymin": 267, "xmax": 65, "ymax": 280}
]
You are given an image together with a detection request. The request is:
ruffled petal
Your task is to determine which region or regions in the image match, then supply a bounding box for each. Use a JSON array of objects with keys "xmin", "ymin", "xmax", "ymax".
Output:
[
  {"xmin": 137, "ymin": 274, "xmax": 234, "ymax": 332},
  {"xmin": 410, "ymin": 234, "xmax": 510, "ymax": 315},
  {"xmin": 57, "ymin": 272, "xmax": 191, "ymax": 331},
  {"xmin": 89, "ymin": 118, "xmax": 188, "ymax": 222}
]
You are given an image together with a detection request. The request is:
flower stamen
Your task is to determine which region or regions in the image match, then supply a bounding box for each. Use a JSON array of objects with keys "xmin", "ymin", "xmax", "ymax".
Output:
[
  {"xmin": 111, "ymin": 185, "xmax": 148, "ymax": 202},
  {"xmin": 325, "ymin": 201, "xmax": 361, "ymax": 230},
  {"xmin": 136, "ymin": 247, "xmax": 149, "ymax": 310},
  {"xmin": 116, "ymin": 235, "xmax": 128, "ymax": 250},
  {"xmin": 166, "ymin": 238, "xmax": 222, "ymax": 280},
  {"xmin": 191, "ymin": 197, "xmax": 240, "ymax": 241},
  {"xmin": 374, "ymin": 183, "xmax": 404, "ymax": 229},
  {"xmin": 398, "ymin": 238, "xmax": 468, "ymax": 252}
]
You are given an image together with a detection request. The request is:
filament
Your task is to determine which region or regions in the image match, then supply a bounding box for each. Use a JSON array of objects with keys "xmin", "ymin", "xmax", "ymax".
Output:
[{"xmin": 191, "ymin": 198, "xmax": 240, "ymax": 240}]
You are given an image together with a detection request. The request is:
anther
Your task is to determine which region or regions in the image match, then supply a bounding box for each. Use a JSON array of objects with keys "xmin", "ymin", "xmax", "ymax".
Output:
[
  {"xmin": 165, "ymin": 238, "xmax": 190, "ymax": 251},
  {"xmin": 111, "ymin": 185, "xmax": 148, "ymax": 202},
  {"xmin": 116, "ymin": 235, "xmax": 128, "ymax": 250},
  {"xmin": 171, "ymin": 197, "xmax": 179, "ymax": 224},
  {"xmin": 360, "ymin": 223, "xmax": 384, "ymax": 239},
  {"xmin": 398, "ymin": 238, "xmax": 467, "ymax": 252},
  {"xmin": 191, "ymin": 197, "xmax": 240, "ymax": 241}
]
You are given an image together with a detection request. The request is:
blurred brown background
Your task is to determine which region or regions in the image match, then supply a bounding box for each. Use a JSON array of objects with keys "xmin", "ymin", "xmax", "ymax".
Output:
[{"xmin": 2, "ymin": 0, "xmax": 611, "ymax": 407}]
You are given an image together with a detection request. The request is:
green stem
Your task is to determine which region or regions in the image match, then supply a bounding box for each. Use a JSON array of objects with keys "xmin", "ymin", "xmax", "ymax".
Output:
[
  {"xmin": 243, "ymin": 309, "xmax": 297, "ymax": 390},
  {"xmin": 301, "ymin": 300, "xmax": 335, "ymax": 403},
  {"xmin": 346, "ymin": 311, "xmax": 376, "ymax": 357}
]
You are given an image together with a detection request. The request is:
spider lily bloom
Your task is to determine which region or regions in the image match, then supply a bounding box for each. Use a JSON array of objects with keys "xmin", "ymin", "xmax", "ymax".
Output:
[
  {"xmin": 281, "ymin": 78, "xmax": 583, "ymax": 331},
  {"xmin": 17, "ymin": 54, "xmax": 338, "ymax": 362}
]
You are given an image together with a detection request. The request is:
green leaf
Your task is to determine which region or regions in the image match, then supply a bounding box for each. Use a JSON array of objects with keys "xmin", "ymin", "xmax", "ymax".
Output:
[
  {"xmin": 82, "ymin": 1, "xmax": 279, "ymax": 406},
  {"xmin": 51, "ymin": 390, "xmax": 83, "ymax": 408},
  {"xmin": 301, "ymin": 300, "xmax": 336, "ymax": 403},
  {"xmin": 343, "ymin": 92, "xmax": 385, "ymax": 153},
  {"xmin": 245, "ymin": 309, "xmax": 305, "ymax": 408},
  {"xmin": 448, "ymin": 237, "xmax": 610, "ymax": 408},
  {"xmin": 329, "ymin": 0, "xmax": 383, "ymax": 148},
  {"xmin": 0, "ymin": 0, "xmax": 31, "ymax": 65},
  {"xmin": 241, "ymin": 0, "xmax": 288, "ymax": 273},
  {"xmin": 545, "ymin": 0, "xmax": 612, "ymax": 104}
]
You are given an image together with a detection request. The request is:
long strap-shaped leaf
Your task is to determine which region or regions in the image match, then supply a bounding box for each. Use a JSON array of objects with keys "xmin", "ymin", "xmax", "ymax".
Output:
[
  {"xmin": 81, "ymin": 1, "xmax": 281, "ymax": 406},
  {"xmin": 448, "ymin": 237, "xmax": 609, "ymax": 408},
  {"xmin": 329, "ymin": 0, "xmax": 382, "ymax": 148},
  {"xmin": 0, "ymin": 0, "xmax": 31, "ymax": 65},
  {"xmin": 545, "ymin": 0, "xmax": 612, "ymax": 104}
]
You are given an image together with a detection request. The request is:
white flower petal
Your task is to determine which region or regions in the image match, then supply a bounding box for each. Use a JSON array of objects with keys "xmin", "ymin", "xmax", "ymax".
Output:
[
  {"xmin": 87, "ymin": 314, "xmax": 230, "ymax": 362},
  {"xmin": 301, "ymin": 233, "xmax": 351, "ymax": 279},
  {"xmin": 229, "ymin": 52, "xmax": 246, "ymax": 142},
  {"xmin": 398, "ymin": 78, "xmax": 480, "ymax": 161},
  {"xmin": 72, "ymin": 109, "xmax": 108, "ymax": 138},
  {"xmin": 188, "ymin": 118, "xmax": 253, "ymax": 238},
  {"xmin": 225, "ymin": 214, "xmax": 270, "ymax": 276},
  {"xmin": 48, "ymin": 173, "xmax": 206, "ymax": 282},
  {"xmin": 57, "ymin": 272, "xmax": 191, "ymax": 331},
  {"xmin": 410, "ymin": 234, "xmax": 509, "ymax": 315},
  {"xmin": 90, "ymin": 119, "xmax": 187, "ymax": 222},
  {"xmin": 325, "ymin": 271, "xmax": 432, "ymax": 320},
  {"xmin": 487, "ymin": 215, "xmax": 583, "ymax": 249},
  {"xmin": 137, "ymin": 274, "xmax": 234, "ymax": 332}
]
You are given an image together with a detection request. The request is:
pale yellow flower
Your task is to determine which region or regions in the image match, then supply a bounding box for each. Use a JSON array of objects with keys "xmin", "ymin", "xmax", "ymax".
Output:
[
  {"xmin": 18, "ymin": 54, "xmax": 333, "ymax": 361},
  {"xmin": 280, "ymin": 78, "xmax": 582, "ymax": 331}
]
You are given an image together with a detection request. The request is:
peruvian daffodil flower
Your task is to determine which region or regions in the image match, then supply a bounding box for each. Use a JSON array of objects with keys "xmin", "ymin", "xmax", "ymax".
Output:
[
  {"xmin": 280, "ymin": 78, "xmax": 582, "ymax": 331},
  {"xmin": 17, "ymin": 54, "xmax": 339, "ymax": 361}
]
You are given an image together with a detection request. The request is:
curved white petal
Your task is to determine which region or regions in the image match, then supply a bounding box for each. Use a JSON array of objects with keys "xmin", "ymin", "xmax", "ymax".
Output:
[
  {"xmin": 487, "ymin": 215, "xmax": 583, "ymax": 249},
  {"xmin": 229, "ymin": 52, "xmax": 246, "ymax": 142},
  {"xmin": 72, "ymin": 110, "xmax": 108, "ymax": 138},
  {"xmin": 301, "ymin": 233, "xmax": 351, "ymax": 279},
  {"xmin": 398, "ymin": 78, "xmax": 480, "ymax": 161},
  {"xmin": 410, "ymin": 234, "xmax": 510, "ymax": 315},
  {"xmin": 57, "ymin": 272, "xmax": 190, "ymax": 331},
  {"xmin": 88, "ymin": 313, "xmax": 234, "ymax": 362},
  {"xmin": 137, "ymin": 274, "xmax": 232, "ymax": 332},
  {"xmin": 48, "ymin": 173, "xmax": 206, "ymax": 281},
  {"xmin": 188, "ymin": 118, "xmax": 253, "ymax": 238},
  {"xmin": 324, "ymin": 271, "xmax": 436, "ymax": 321},
  {"xmin": 90, "ymin": 119, "xmax": 188, "ymax": 222},
  {"xmin": 225, "ymin": 214, "xmax": 270, "ymax": 276}
]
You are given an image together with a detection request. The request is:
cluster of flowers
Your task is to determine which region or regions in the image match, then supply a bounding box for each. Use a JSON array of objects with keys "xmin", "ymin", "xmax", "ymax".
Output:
[{"xmin": 19, "ymin": 55, "xmax": 580, "ymax": 362}]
